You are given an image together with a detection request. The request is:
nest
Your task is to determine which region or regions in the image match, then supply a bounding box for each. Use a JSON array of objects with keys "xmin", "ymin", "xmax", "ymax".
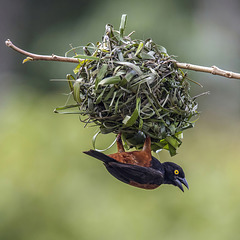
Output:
[{"xmin": 55, "ymin": 15, "xmax": 199, "ymax": 156}]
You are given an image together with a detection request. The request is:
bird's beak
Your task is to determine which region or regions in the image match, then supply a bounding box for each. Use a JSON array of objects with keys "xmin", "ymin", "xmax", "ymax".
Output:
[{"xmin": 174, "ymin": 177, "xmax": 189, "ymax": 192}]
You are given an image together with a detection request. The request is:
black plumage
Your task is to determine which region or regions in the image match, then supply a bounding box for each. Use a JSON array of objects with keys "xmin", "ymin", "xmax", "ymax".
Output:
[{"xmin": 84, "ymin": 149, "xmax": 189, "ymax": 191}]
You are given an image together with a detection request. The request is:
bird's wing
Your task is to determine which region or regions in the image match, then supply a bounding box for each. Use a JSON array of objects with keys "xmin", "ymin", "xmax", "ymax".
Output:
[
  {"xmin": 84, "ymin": 149, "xmax": 164, "ymax": 187},
  {"xmin": 107, "ymin": 162, "xmax": 164, "ymax": 185},
  {"xmin": 83, "ymin": 149, "xmax": 118, "ymax": 163}
]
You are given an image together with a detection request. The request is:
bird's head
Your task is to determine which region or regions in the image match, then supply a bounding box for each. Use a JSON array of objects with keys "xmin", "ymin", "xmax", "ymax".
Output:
[{"xmin": 162, "ymin": 162, "xmax": 189, "ymax": 192}]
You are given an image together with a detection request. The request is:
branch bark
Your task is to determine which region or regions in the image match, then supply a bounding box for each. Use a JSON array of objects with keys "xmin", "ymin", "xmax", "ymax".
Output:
[
  {"xmin": 5, "ymin": 39, "xmax": 78, "ymax": 63},
  {"xmin": 176, "ymin": 62, "xmax": 240, "ymax": 79},
  {"xmin": 5, "ymin": 39, "xmax": 240, "ymax": 80}
]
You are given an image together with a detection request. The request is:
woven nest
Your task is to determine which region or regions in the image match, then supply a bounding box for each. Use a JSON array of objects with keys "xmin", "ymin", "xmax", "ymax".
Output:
[{"xmin": 55, "ymin": 15, "xmax": 199, "ymax": 156}]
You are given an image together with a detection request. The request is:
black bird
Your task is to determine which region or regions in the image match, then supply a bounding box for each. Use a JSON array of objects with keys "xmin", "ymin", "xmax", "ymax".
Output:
[{"xmin": 84, "ymin": 134, "xmax": 189, "ymax": 192}]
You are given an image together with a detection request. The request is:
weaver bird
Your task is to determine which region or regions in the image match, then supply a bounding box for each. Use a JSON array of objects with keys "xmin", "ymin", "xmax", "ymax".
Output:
[{"xmin": 84, "ymin": 134, "xmax": 189, "ymax": 191}]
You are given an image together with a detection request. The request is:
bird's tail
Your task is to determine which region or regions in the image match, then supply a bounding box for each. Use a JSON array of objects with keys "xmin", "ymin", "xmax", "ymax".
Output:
[{"xmin": 83, "ymin": 149, "xmax": 117, "ymax": 163}]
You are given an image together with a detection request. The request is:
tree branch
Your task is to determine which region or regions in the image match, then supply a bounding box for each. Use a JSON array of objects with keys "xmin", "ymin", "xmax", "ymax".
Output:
[
  {"xmin": 5, "ymin": 39, "xmax": 240, "ymax": 80},
  {"xmin": 5, "ymin": 39, "xmax": 79, "ymax": 63},
  {"xmin": 176, "ymin": 62, "xmax": 240, "ymax": 80}
]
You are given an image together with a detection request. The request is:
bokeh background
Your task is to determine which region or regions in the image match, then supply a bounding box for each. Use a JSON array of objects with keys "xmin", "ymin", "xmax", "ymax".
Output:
[{"xmin": 1, "ymin": 0, "xmax": 240, "ymax": 239}]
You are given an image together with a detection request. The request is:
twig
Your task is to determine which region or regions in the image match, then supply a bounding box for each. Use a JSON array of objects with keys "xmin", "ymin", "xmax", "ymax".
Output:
[
  {"xmin": 5, "ymin": 39, "xmax": 79, "ymax": 63},
  {"xmin": 5, "ymin": 39, "xmax": 240, "ymax": 80},
  {"xmin": 176, "ymin": 62, "xmax": 240, "ymax": 80}
]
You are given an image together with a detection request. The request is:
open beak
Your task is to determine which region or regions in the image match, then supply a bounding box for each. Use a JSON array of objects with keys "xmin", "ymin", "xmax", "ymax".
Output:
[{"xmin": 174, "ymin": 177, "xmax": 189, "ymax": 192}]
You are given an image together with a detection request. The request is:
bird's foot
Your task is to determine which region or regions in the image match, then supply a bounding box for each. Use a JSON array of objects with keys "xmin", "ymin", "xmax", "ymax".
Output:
[{"xmin": 116, "ymin": 133, "xmax": 125, "ymax": 153}]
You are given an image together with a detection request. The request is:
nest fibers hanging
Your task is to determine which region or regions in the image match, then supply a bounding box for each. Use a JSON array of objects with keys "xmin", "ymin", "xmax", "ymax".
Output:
[{"xmin": 55, "ymin": 14, "xmax": 200, "ymax": 156}]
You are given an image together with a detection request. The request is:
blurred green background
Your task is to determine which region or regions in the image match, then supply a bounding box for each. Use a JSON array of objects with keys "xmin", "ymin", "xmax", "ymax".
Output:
[{"xmin": 1, "ymin": 0, "xmax": 240, "ymax": 239}]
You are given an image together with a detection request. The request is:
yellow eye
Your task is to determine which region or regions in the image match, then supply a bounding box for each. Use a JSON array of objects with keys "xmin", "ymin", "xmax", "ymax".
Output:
[{"xmin": 174, "ymin": 169, "xmax": 179, "ymax": 175}]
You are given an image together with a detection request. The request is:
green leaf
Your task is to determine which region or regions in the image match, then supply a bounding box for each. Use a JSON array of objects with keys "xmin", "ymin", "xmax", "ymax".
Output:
[
  {"xmin": 116, "ymin": 61, "xmax": 143, "ymax": 75},
  {"xmin": 73, "ymin": 55, "xmax": 99, "ymax": 60},
  {"xmin": 165, "ymin": 136, "xmax": 180, "ymax": 156},
  {"xmin": 98, "ymin": 76, "xmax": 121, "ymax": 86},
  {"xmin": 119, "ymin": 14, "xmax": 127, "ymax": 39},
  {"xmin": 109, "ymin": 91, "xmax": 117, "ymax": 112},
  {"xmin": 114, "ymin": 93, "xmax": 123, "ymax": 114},
  {"xmin": 96, "ymin": 87, "xmax": 106, "ymax": 104},
  {"xmin": 157, "ymin": 45, "xmax": 168, "ymax": 54},
  {"xmin": 73, "ymin": 79, "xmax": 82, "ymax": 103},
  {"xmin": 117, "ymin": 51, "xmax": 124, "ymax": 62},
  {"xmin": 167, "ymin": 144, "xmax": 177, "ymax": 157},
  {"xmin": 73, "ymin": 64, "xmax": 80, "ymax": 75},
  {"xmin": 66, "ymin": 74, "xmax": 75, "ymax": 92},
  {"xmin": 73, "ymin": 60, "xmax": 87, "ymax": 74},
  {"xmin": 168, "ymin": 124, "xmax": 176, "ymax": 135},
  {"xmin": 54, "ymin": 104, "xmax": 80, "ymax": 112},
  {"xmin": 125, "ymin": 70, "xmax": 137, "ymax": 82},
  {"xmin": 122, "ymin": 98, "xmax": 141, "ymax": 127},
  {"xmin": 135, "ymin": 42, "xmax": 144, "ymax": 56},
  {"xmin": 139, "ymin": 118, "xmax": 143, "ymax": 130},
  {"xmin": 104, "ymin": 87, "xmax": 115, "ymax": 101},
  {"xmin": 140, "ymin": 52, "xmax": 155, "ymax": 60},
  {"xmin": 95, "ymin": 64, "xmax": 108, "ymax": 88}
]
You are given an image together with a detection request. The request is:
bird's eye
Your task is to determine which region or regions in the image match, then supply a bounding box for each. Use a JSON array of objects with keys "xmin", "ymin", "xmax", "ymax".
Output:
[{"xmin": 174, "ymin": 169, "xmax": 179, "ymax": 175}]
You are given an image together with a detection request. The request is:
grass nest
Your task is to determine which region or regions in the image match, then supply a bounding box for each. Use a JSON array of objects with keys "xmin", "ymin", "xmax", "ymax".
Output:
[{"xmin": 55, "ymin": 14, "xmax": 200, "ymax": 156}]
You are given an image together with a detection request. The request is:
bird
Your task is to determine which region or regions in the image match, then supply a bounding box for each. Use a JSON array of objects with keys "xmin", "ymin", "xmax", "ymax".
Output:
[{"xmin": 83, "ymin": 133, "xmax": 189, "ymax": 192}]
